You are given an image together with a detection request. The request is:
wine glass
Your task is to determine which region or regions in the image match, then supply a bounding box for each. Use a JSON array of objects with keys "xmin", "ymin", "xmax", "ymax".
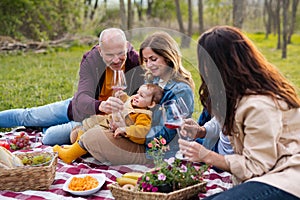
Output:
[
  {"xmin": 176, "ymin": 97, "xmax": 194, "ymax": 141},
  {"xmin": 162, "ymin": 100, "xmax": 190, "ymax": 160},
  {"xmin": 176, "ymin": 97, "xmax": 189, "ymax": 119},
  {"xmin": 112, "ymin": 70, "xmax": 127, "ymax": 94},
  {"xmin": 111, "ymin": 70, "xmax": 127, "ymax": 127},
  {"xmin": 162, "ymin": 100, "xmax": 183, "ymax": 131}
]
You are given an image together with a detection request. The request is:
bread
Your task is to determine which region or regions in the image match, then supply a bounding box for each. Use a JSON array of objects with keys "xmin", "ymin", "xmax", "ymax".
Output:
[{"xmin": 0, "ymin": 146, "xmax": 24, "ymax": 168}]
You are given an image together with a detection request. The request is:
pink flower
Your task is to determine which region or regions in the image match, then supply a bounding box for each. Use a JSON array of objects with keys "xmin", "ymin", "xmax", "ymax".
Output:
[
  {"xmin": 160, "ymin": 138, "xmax": 166, "ymax": 145},
  {"xmin": 148, "ymin": 142, "xmax": 153, "ymax": 148},
  {"xmin": 158, "ymin": 173, "xmax": 166, "ymax": 181},
  {"xmin": 180, "ymin": 165, "xmax": 187, "ymax": 172}
]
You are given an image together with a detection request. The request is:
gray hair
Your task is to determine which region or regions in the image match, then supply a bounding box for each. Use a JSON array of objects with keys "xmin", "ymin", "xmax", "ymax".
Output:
[{"xmin": 98, "ymin": 28, "xmax": 127, "ymax": 47}]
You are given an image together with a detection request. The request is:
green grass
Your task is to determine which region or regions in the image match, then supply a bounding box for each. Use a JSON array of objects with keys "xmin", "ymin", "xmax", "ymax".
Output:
[{"xmin": 1, "ymin": 33, "xmax": 300, "ymax": 124}]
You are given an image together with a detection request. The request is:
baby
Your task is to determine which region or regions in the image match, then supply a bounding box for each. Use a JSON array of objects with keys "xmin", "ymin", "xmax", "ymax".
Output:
[{"xmin": 70, "ymin": 83, "xmax": 164, "ymax": 144}]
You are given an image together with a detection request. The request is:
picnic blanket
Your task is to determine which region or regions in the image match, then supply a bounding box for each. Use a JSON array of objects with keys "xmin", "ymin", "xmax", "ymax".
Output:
[{"xmin": 0, "ymin": 129, "xmax": 233, "ymax": 200}]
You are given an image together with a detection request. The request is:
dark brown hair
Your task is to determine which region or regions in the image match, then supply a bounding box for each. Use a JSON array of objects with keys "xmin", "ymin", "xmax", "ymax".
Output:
[{"xmin": 197, "ymin": 25, "xmax": 300, "ymax": 136}]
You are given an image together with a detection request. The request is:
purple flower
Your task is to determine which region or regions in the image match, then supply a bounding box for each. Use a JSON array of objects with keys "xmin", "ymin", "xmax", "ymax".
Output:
[
  {"xmin": 180, "ymin": 165, "xmax": 187, "ymax": 172},
  {"xmin": 146, "ymin": 184, "xmax": 153, "ymax": 192},
  {"xmin": 158, "ymin": 173, "xmax": 166, "ymax": 181},
  {"xmin": 152, "ymin": 187, "xmax": 159, "ymax": 192},
  {"xmin": 142, "ymin": 182, "xmax": 148, "ymax": 189}
]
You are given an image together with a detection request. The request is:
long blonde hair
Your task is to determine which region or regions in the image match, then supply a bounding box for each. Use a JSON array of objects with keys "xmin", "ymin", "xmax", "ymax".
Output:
[{"xmin": 139, "ymin": 31, "xmax": 195, "ymax": 91}]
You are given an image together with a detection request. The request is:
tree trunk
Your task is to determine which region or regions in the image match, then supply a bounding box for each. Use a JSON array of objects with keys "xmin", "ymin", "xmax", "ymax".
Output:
[
  {"xmin": 147, "ymin": 0, "xmax": 153, "ymax": 17},
  {"xmin": 135, "ymin": 0, "xmax": 143, "ymax": 21},
  {"xmin": 276, "ymin": 0, "xmax": 281, "ymax": 49},
  {"xmin": 119, "ymin": 0, "xmax": 127, "ymax": 30},
  {"xmin": 84, "ymin": 0, "xmax": 92, "ymax": 20},
  {"xmin": 287, "ymin": 0, "xmax": 299, "ymax": 43},
  {"xmin": 127, "ymin": 0, "xmax": 133, "ymax": 30},
  {"xmin": 181, "ymin": 0, "xmax": 192, "ymax": 48},
  {"xmin": 175, "ymin": 0, "xmax": 185, "ymax": 34},
  {"xmin": 90, "ymin": 0, "xmax": 98, "ymax": 20},
  {"xmin": 233, "ymin": 0, "xmax": 245, "ymax": 28},
  {"xmin": 198, "ymin": 0, "xmax": 204, "ymax": 34},
  {"xmin": 282, "ymin": 0, "xmax": 289, "ymax": 58},
  {"xmin": 263, "ymin": 0, "xmax": 273, "ymax": 39}
]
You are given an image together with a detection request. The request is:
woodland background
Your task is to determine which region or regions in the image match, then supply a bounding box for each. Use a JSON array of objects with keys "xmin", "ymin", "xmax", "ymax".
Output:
[{"xmin": 0, "ymin": 0, "xmax": 299, "ymax": 58}]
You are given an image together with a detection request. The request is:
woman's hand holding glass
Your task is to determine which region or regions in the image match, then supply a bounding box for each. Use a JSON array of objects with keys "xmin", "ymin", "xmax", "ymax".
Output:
[{"xmin": 178, "ymin": 139, "xmax": 211, "ymax": 163}]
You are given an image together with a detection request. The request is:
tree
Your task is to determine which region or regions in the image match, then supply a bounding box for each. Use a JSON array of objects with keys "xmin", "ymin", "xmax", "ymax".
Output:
[
  {"xmin": 233, "ymin": 0, "xmax": 245, "ymax": 28},
  {"xmin": 198, "ymin": 0, "xmax": 204, "ymax": 34},
  {"xmin": 276, "ymin": 0, "xmax": 281, "ymax": 49},
  {"xmin": 263, "ymin": 0, "xmax": 274, "ymax": 39},
  {"xmin": 119, "ymin": 0, "xmax": 127, "ymax": 30},
  {"xmin": 90, "ymin": 0, "xmax": 99, "ymax": 20},
  {"xmin": 146, "ymin": 0, "xmax": 153, "ymax": 17},
  {"xmin": 134, "ymin": 0, "xmax": 143, "ymax": 21},
  {"xmin": 175, "ymin": 0, "xmax": 193, "ymax": 48},
  {"xmin": 0, "ymin": 0, "xmax": 81, "ymax": 41},
  {"xmin": 175, "ymin": 0, "xmax": 185, "ymax": 35},
  {"xmin": 288, "ymin": 0, "xmax": 299, "ymax": 43},
  {"xmin": 127, "ymin": 0, "xmax": 133, "ymax": 31},
  {"xmin": 282, "ymin": 0, "xmax": 289, "ymax": 58}
]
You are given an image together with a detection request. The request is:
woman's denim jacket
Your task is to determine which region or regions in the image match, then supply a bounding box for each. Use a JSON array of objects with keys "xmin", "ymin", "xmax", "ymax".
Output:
[{"xmin": 145, "ymin": 78, "xmax": 194, "ymax": 159}]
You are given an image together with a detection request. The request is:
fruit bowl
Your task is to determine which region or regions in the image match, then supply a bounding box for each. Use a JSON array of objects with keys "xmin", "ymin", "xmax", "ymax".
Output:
[
  {"xmin": 0, "ymin": 151, "xmax": 57, "ymax": 191},
  {"xmin": 14, "ymin": 151, "xmax": 53, "ymax": 167}
]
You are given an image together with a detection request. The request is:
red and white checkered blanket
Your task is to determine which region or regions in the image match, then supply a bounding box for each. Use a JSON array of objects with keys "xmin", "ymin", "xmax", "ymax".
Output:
[{"xmin": 0, "ymin": 130, "xmax": 233, "ymax": 200}]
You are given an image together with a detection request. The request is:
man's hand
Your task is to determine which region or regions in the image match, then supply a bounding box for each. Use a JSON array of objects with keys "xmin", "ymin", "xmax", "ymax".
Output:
[{"xmin": 99, "ymin": 96, "xmax": 124, "ymax": 114}]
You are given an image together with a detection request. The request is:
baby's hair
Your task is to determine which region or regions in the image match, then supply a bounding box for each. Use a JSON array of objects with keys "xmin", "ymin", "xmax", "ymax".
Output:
[{"xmin": 145, "ymin": 83, "xmax": 164, "ymax": 104}]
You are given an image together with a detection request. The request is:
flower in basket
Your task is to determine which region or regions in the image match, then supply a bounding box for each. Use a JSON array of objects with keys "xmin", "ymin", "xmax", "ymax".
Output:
[
  {"xmin": 137, "ymin": 136, "xmax": 209, "ymax": 193},
  {"xmin": 146, "ymin": 135, "xmax": 169, "ymax": 168}
]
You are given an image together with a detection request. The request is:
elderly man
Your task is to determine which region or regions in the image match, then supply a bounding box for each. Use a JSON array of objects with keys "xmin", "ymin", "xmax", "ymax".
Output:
[{"xmin": 0, "ymin": 28, "xmax": 144, "ymax": 145}]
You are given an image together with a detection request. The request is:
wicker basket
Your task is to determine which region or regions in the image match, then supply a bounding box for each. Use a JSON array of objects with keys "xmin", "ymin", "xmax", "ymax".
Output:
[
  {"xmin": 108, "ymin": 181, "xmax": 207, "ymax": 200},
  {"xmin": 0, "ymin": 151, "xmax": 58, "ymax": 192}
]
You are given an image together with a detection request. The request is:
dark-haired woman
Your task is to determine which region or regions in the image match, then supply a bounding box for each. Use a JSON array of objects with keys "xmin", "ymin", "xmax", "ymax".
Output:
[{"xmin": 179, "ymin": 25, "xmax": 300, "ymax": 199}]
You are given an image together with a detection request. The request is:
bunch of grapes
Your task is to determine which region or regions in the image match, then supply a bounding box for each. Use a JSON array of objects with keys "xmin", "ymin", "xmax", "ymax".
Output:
[
  {"xmin": 22, "ymin": 154, "xmax": 52, "ymax": 166},
  {"xmin": 10, "ymin": 132, "xmax": 31, "ymax": 150}
]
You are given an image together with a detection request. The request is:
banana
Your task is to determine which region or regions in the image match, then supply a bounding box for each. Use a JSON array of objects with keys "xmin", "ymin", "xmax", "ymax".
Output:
[
  {"xmin": 122, "ymin": 172, "xmax": 143, "ymax": 180},
  {"xmin": 116, "ymin": 177, "xmax": 138, "ymax": 186}
]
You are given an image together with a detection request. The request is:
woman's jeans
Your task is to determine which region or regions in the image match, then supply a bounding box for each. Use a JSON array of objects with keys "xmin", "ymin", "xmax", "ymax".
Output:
[
  {"xmin": 0, "ymin": 98, "xmax": 81, "ymax": 145},
  {"xmin": 204, "ymin": 181, "xmax": 299, "ymax": 200}
]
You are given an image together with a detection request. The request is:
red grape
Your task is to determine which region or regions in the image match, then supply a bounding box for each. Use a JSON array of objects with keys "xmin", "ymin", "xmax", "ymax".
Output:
[{"xmin": 9, "ymin": 132, "xmax": 31, "ymax": 150}]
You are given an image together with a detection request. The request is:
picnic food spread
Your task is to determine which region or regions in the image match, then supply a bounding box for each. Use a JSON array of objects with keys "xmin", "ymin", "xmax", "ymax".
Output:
[{"xmin": 68, "ymin": 175, "xmax": 99, "ymax": 191}]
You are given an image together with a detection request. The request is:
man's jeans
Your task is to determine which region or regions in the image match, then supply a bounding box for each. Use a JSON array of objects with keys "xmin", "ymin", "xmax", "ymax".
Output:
[{"xmin": 0, "ymin": 98, "xmax": 81, "ymax": 145}]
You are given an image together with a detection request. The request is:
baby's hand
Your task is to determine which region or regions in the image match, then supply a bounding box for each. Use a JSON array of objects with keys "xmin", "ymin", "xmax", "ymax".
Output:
[{"xmin": 113, "ymin": 127, "xmax": 127, "ymax": 138}]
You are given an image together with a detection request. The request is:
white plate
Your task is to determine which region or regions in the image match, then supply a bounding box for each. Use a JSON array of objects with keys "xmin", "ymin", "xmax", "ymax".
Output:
[{"xmin": 63, "ymin": 173, "xmax": 106, "ymax": 196}]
